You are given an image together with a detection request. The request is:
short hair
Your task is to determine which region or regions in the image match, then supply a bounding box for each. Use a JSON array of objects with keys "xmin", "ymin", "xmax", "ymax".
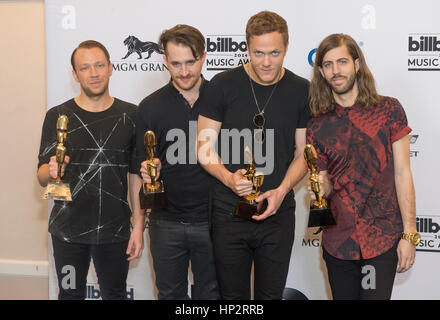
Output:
[
  {"xmin": 246, "ymin": 11, "xmax": 289, "ymax": 47},
  {"xmin": 309, "ymin": 33, "xmax": 380, "ymax": 116},
  {"xmin": 71, "ymin": 40, "xmax": 110, "ymax": 70},
  {"xmin": 159, "ymin": 24, "xmax": 205, "ymax": 59}
]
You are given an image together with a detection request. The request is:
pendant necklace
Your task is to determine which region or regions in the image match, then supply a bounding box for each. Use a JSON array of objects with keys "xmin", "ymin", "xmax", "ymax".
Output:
[{"xmin": 247, "ymin": 65, "xmax": 282, "ymax": 144}]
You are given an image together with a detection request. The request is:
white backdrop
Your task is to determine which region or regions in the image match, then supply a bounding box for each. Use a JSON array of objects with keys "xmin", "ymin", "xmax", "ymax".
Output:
[{"xmin": 45, "ymin": 0, "xmax": 440, "ymax": 300}]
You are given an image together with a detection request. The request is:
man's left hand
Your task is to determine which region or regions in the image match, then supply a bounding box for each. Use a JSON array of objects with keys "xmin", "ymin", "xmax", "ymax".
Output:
[
  {"xmin": 126, "ymin": 227, "xmax": 144, "ymax": 261},
  {"xmin": 397, "ymin": 239, "xmax": 416, "ymax": 273},
  {"xmin": 252, "ymin": 187, "xmax": 287, "ymax": 221}
]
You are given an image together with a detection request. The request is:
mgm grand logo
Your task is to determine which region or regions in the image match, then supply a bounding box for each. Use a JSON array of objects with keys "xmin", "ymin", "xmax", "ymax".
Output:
[{"xmin": 112, "ymin": 35, "xmax": 167, "ymax": 72}]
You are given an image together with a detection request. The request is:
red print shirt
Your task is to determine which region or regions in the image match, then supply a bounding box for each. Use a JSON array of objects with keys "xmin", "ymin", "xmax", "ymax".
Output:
[{"xmin": 306, "ymin": 96, "xmax": 411, "ymax": 260}]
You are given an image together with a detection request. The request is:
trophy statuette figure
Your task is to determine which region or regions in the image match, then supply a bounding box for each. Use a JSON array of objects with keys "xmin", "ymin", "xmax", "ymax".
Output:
[
  {"xmin": 139, "ymin": 130, "xmax": 168, "ymax": 210},
  {"xmin": 234, "ymin": 147, "xmax": 268, "ymax": 220},
  {"xmin": 43, "ymin": 114, "xmax": 72, "ymax": 201},
  {"xmin": 304, "ymin": 144, "xmax": 335, "ymax": 227}
]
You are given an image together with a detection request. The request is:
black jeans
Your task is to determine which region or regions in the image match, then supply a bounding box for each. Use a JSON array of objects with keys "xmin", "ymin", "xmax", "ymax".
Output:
[
  {"xmin": 211, "ymin": 207, "xmax": 295, "ymax": 300},
  {"xmin": 148, "ymin": 218, "xmax": 219, "ymax": 300},
  {"xmin": 51, "ymin": 235, "xmax": 129, "ymax": 300},
  {"xmin": 323, "ymin": 240, "xmax": 399, "ymax": 300}
]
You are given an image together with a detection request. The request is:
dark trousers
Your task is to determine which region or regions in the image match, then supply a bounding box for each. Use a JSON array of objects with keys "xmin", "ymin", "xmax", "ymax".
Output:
[
  {"xmin": 211, "ymin": 207, "xmax": 295, "ymax": 300},
  {"xmin": 148, "ymin": 219, "xmax": 220, "ymax": 300},
  {"xmin": 323, "ymin": 241, "xmax": 399, "ymax": 300},
  {"xmin": 51, "ymin": 235, "xmax": 129, "ymax": 300}
]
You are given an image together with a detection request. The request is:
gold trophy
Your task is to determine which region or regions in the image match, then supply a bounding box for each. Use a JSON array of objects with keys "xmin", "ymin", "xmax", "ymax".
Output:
[
  {"xmin": 304, "ymin": 144, "xmax": 335, "ymax": 227},
  {"xmin": 139, "ymin": 130, "xmax": 168, "ymax": 210},
  {"xmin": 43, "ymin": 115, "xmax": 72, "ymax": 201},
  {"xmin": 234, "ymin": 147, "xmax": 268, "ymax": 220}
]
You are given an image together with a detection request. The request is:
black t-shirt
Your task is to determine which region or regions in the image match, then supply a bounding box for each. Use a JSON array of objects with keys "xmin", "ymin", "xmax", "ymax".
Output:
[
  {"xmin": 136, "ymin": 80, "xmax": 211, "ymax": 222},
  {"xmin": 38, "ymin": 98, "xmax": 137, "ymax": 244},
  {"xmin": 199, "ymin": 66, "xmax": 310, "ymax": 214}
]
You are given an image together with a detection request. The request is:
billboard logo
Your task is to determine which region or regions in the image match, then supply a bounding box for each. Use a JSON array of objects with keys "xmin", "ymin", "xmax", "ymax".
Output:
[
  {"xmin": 407, "ymin": 34, "xmax": 440, "ymax": 71},
  {"xmin": 417, "ymin": 217, "xmax": 440, "ymax": 234},
  {"xmin": 86, "ymin": 283, "xmax": 134, "ymax": 300},
  {"xmin": 207, "ymin": 37, "xmax": 247, "ymax": 53},
  {"xmin": 205, "ymin": 35, "xmax": 249, "ymax": 72},
  {"xmin": 416, "ymin": 215, "xmax": 440, "ymax": 252},
  {"xmin": 409, "ymin": 36, "xmax": 440, "ymax": 52}
]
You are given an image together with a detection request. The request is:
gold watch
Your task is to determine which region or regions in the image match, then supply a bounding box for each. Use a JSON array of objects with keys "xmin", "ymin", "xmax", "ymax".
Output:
[{"xmin": 401, "ymin": 232, "xmax": 421, "ymax": 245}]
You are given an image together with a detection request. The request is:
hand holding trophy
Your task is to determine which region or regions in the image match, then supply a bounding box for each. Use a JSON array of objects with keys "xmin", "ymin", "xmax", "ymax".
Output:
[
  {"xmin": 304, "ymin": 144, "xmax": 335, "ymax": 227},
  {"xmin": 43, "ymin": 115, "xmax": 72, "ymax": 201},
  {"xmin": 234, "ymin": 146, "xmax": 268, "ymax": 220},
  {"xmin": 139, "ymin": 130, "xmax": 168, "ymax": 210}
]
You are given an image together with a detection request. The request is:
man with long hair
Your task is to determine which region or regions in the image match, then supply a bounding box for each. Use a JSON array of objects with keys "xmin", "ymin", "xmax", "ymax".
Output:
[{"xmin": 307, "ymin": 33, "xmax": 418, "ymax": 299}]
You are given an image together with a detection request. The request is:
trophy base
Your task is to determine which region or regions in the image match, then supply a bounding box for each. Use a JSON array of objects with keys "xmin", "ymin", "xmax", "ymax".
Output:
[
  {"xmin": 234, "ymin": 198, "xmax": 268, "ymax": 221},
  {"xmin": 139, "ymin": 188, "xmax": 168, "ymax": 211},
  {"xmin": 43, "ymin": 181, "xmax": 72, "ymax": 201},
  {"xmin": 307, "ymin": 207, "xmax": 336, "ymax": 227}
]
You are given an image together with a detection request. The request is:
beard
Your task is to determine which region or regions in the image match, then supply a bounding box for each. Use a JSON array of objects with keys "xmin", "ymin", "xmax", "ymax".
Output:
[
  {"xmin": 81, "ymin": 83, "xmax": 108, "ymax": 98},
  {"xmin": 328, "ymin": 72, "xmax": 357, "ymax": 95},
  {"xmin": 172, "ymin": 74, "xmax": 200, "ymax": 92}
]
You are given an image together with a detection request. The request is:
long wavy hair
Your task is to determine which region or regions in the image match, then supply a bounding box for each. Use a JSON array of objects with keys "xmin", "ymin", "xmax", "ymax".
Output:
[{"xmin": 309, "ymin": 34, "xmax": 380, "ymax": 116}]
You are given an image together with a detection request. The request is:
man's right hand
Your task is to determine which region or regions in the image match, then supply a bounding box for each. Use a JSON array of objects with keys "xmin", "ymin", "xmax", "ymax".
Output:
[
  {"xmin": 307, "ymin": 170, "xmax": 332, "ymax": 200},
  {"xmin": 49, "ymin": 155, "xmax": 70, "ymax": 179},
  {"xmin": 140, "ymin": 158, "xmax": 162, "ymax": 183},
  {"xmin": 226, "ymin": 169, "xmax": 253, "ymax": 197}
]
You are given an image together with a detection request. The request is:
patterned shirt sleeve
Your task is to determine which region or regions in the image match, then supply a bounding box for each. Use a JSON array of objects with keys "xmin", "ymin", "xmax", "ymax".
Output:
[{"xmin": 388, "ymin": 98, "xmax": 412, "ymax": 143}]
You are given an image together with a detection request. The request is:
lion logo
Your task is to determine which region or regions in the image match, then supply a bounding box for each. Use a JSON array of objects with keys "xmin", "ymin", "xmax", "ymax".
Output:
[{"xmin": 122, "ymin": 35, "xmax": 164, "ymax": 60}]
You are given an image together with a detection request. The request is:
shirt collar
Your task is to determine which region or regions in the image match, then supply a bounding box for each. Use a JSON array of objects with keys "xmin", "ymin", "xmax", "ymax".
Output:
[{"xmin": 334, "ymin": 100, "xmax": 363, "ymax": 117}]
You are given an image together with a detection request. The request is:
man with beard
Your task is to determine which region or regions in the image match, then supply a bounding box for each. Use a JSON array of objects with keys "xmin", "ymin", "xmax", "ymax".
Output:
[
  {"xmin": 136, "ymin": 25, "xmax": 219, "ymax": 300},
  {"xmin": 37, "ymin": 40, "xmax": 144, "ymax": 299},
  {"xmin": 307, "ymin": 33, "xmax": 418, "ymax": 299},
  {"xmin": 197, "ymin": 11, "xmax": 309, "ymax": 299}
]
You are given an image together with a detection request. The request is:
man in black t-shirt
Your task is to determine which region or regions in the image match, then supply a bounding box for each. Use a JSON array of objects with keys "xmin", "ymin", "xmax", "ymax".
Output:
[
  {"xmin": 136, "ymin": 25, "xmax": 219, "ymax": 300},
  {"xmin": 38, "ymin": 40, "xmax": 144, "ymax": 300},
  {"xmin": 197, "ymin": 11, "xmax": 310, "ymax": 299}
]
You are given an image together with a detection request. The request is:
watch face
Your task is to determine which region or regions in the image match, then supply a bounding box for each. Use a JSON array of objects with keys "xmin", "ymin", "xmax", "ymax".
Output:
[{"xmin": 412, "ymin": 233, "xmax": 421, "ymax": 245}]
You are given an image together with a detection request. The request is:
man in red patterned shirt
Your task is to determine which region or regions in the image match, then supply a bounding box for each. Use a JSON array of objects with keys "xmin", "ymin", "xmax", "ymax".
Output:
[{"xmin": 306, "ymin": 34, "xmax": 419, "ymax": 300}]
